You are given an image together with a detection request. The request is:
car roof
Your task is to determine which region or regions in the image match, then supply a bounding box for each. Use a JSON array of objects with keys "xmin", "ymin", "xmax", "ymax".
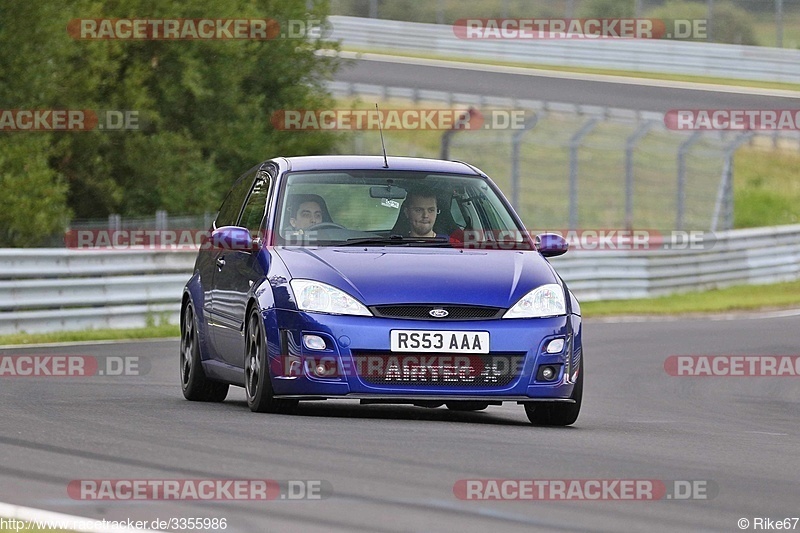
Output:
[{"xmin": 273, "ymin": 155, "xmax": 484, "ymax": 175}]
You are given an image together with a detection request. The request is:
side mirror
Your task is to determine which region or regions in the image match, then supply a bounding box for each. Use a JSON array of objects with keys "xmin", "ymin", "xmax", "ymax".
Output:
[
  {"xmin": 535, "ymin": 233, "xmax": 568, "ymax": 257},
  {"xmin": 210, "ymin": 226, "xmax": 260, "ymax": 252}
]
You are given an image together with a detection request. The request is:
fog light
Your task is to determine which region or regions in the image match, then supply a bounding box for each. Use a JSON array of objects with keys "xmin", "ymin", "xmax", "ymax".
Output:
[
  {"xmin": 545, "ymin": 338, "xmax": 565, "ymax": 354},
  {"xmin": 306, "ymin": 356, "xmax": 340, "ymax": 378},
  {"xmin": 536, "ymin": 364, "xmax": 561, "ymax": 381},
  {"xmin": 303, "ymin": 334, "xmax": 326, "ymax": 350}
]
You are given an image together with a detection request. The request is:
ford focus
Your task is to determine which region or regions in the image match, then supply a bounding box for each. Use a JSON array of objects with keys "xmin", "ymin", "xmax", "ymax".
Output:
[{"xmin": 180, "ymin": 155, "xmax": 583, "ymax": 426}]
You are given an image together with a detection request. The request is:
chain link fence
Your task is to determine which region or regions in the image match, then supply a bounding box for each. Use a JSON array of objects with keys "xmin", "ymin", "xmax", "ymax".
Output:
[
  {"xmin": 444, "ymin": 113, "xmax": 740, "ymax": 231},
  {"xmin": 331, "ymin": 82, "xmax": 797, "ymax": 232}
]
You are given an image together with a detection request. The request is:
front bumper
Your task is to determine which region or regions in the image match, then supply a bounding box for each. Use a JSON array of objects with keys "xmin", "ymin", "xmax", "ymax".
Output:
[{"xmin": 266, "ymin": 310, "xmax": 581, "ymax": 401}]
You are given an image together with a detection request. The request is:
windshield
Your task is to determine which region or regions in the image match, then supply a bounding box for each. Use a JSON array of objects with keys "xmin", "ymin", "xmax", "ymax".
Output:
[{"xmin": 275, "ymin": 170, "xmax": 531, "ymax": 249}]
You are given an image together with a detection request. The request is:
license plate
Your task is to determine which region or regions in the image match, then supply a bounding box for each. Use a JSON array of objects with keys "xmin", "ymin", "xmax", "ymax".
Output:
[{"xmin": 390, "ymin": 330, "xmax": 490, "ymax": 354}]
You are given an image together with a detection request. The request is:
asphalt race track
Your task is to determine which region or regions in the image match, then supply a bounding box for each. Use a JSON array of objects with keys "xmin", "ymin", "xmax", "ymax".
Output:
[
  {"xmin": 1, "ymin": 314, "xmax": 798, "ymax": 532},
  {"xmin": 333, "ymin": 54, "xmax": 800, "ymax": 112}
]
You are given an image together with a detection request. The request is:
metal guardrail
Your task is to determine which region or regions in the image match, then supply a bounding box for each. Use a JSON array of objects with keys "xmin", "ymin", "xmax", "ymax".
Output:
[
  {"xmin": 1, "ymin": 224, "xmax": 799, "ymax": 334},
  {"xmin": 328, "ymin": 16, "xmax": 800, "ymax": 84},
  {"xmin": 0, "ymin": 249, "xmax": 196, "ymax": 335},
  {"xmin": 549, "ymin": 225, "xmax": 800, "ymax": 300}
]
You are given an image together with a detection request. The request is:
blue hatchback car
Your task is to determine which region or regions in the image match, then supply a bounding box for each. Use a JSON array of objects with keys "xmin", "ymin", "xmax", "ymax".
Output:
[{"xmin": 180, "ymin": 155, "xmax": 582, "ymax": 426}]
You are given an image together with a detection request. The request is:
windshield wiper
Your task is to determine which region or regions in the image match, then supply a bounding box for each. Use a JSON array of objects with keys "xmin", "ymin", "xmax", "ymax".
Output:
[{"xmin": 341, "ymin": 235, "xmax": 450, "ymax": 247}]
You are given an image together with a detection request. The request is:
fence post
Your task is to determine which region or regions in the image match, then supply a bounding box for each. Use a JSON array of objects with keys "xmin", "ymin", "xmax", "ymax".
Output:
[
  {"xmin": 676, "ymin": 131, "xmax": 702, "ymax": 231},
  {"xmin": 624, "ymin": 121, "xmax": 653, "ymax": 231},
  {"xmin": 510, "ymin": 113, "xmax": 541, "ymax": 212},
  {"xmin": 156, "ymin": 210, "xmax": 168, "ymax": 231},
  {"xmin": 569, "ymin": 118, "xmax": 599, "ymax": 230},
  {"xmin": 440, "ymin": 129, "xmax": 456, "ymax": 159},
  {"xmin": 711, "ymin": 131, "xmax": 754, "ymax": 231}
]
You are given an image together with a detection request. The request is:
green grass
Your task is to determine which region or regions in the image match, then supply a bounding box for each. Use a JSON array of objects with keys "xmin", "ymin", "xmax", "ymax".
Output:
[
  {"xmin": 333, "ymin": 97, "xmax": 449, "ymax": 158},
  {"xmin": 340, "ymin": 47, "xmax": 800, "ymax": 93},
  {"xmin": 734, "ymin": 147, "xmax": 800, "ymax": 227},
  {"xmin": 0, "ymin": 323, "xmax": 179, "ymax": 347},
  {"xmin": 581, "ymin": 279, "xmax": 800, "ymax": 317},
  {"xmin": 752, "ymin": 13, "xmax": 800, "ymax": 50}
]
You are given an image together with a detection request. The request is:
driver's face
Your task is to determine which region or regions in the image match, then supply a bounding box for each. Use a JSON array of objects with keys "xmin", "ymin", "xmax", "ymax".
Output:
[
  {"xmin": 405, "ymin": 195, "xmax": 438, "ymax": 237},
  {"xmin": 290, "ymin": 201, "xmax": 322, "ymax": 230}
]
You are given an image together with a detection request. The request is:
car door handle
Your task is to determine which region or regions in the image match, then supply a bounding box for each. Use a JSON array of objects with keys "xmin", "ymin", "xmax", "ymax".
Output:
[{"xmin": 216, "ymin": 257, "xmax": 226, "ymax": 269}]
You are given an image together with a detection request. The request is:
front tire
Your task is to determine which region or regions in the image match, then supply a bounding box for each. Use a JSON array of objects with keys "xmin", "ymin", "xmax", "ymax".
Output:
[
  {"xmin": 180, "ymin": 302, "xmax": 229, "ymax": 402},
  {"xmin": 245, "ymin": 307, "xmax": 297, "ymax": 414},
  {"xmin": 525, "ymin": 358, "xmax": 583, "ymax": 427}
]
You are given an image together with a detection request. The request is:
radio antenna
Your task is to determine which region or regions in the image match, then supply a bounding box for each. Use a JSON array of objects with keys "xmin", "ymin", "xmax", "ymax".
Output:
[{"xmin": 375, "ymin": 103, "xmax": 389, "ymax": 168}]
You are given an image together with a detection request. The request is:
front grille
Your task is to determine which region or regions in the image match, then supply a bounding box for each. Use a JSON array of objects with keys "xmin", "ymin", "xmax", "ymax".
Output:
[
  {"xmin": 352, "ymin": 351, "xmax": 524, "ymax": 388},
  {"xmin": 370, "ymin": 305, "xmax": 503, "ymax": 321}
]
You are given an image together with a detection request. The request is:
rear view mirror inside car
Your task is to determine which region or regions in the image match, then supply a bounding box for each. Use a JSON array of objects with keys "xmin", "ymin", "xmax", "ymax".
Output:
[{"xmin": 370, "ymin": 185, "xmax": 407, "ymax": 200}]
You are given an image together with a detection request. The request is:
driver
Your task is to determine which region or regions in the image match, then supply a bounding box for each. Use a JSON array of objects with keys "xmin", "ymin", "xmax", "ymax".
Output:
[
  {"xmin": 403, "ymin": 188, "xmax": 442, "ymax": 238},
  {"xmin": 289, "ymin": 198, "xmax": 323, "ymax": 231}
]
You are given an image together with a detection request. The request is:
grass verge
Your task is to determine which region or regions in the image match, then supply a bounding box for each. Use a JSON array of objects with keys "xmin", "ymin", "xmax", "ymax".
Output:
[
  {"xmin": 0, "ymin": 323, "xmax": 179, "ymax": 347},
  {"xmin": 581, "ymin": 279, "xmax": 800, "ymax": 317},
  {"xmin": 734, "ymin": 147, "xmax": 800, "ymax": 227}
]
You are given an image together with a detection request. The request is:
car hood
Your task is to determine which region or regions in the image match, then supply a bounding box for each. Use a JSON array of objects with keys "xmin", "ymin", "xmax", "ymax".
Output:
[{"xmin": 273, "ymin": 247, "xmax": 560, "ymax": 308}]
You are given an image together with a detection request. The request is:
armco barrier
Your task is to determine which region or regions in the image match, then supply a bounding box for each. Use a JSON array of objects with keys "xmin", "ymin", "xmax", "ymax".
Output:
[
  {"xmin": 0, "ymin": 249, "xmax": 196, "ymax": 335},
  {"xmin": 0, "ymin": 224, "xmax": 799, "ymax": 334},
  {"xmin": 328, "ymin": 16, "xmax": 800, "ymax": 84},
  {"xmin": 548, "ymin": 225, "xmax": 800, "ymax": 300}
]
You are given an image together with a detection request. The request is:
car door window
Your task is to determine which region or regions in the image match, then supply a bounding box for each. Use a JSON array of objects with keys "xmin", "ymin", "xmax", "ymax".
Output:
[
  {"xmin": 239, "ymin": 172, "xmax": 272, "ymax": 232},
  {"xmin": 215, "ymin": 166, "xmax": 259, "ymax": 228}
]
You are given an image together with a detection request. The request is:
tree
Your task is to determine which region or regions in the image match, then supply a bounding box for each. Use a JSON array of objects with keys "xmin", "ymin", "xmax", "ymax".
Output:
[
  {"xmin": 0, "ymin": 0, "xmax": 342, "ymax": 245},
  {"xmin": 578, "ymin": 0, "xmax": 636, "ymax": 19},
  {"xmin": 0, "ymin": 2, "xmax": 73, "ymax": 246}
]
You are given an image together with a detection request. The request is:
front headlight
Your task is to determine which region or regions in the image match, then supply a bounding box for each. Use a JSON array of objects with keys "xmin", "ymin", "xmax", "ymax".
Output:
[
  {"xmin": 503, "ymin": 283, "xmax": 566, "ymax": 318},
  {"xmin": 290, "ymin": 280, "xmax": 371, "ymax": 316}
]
